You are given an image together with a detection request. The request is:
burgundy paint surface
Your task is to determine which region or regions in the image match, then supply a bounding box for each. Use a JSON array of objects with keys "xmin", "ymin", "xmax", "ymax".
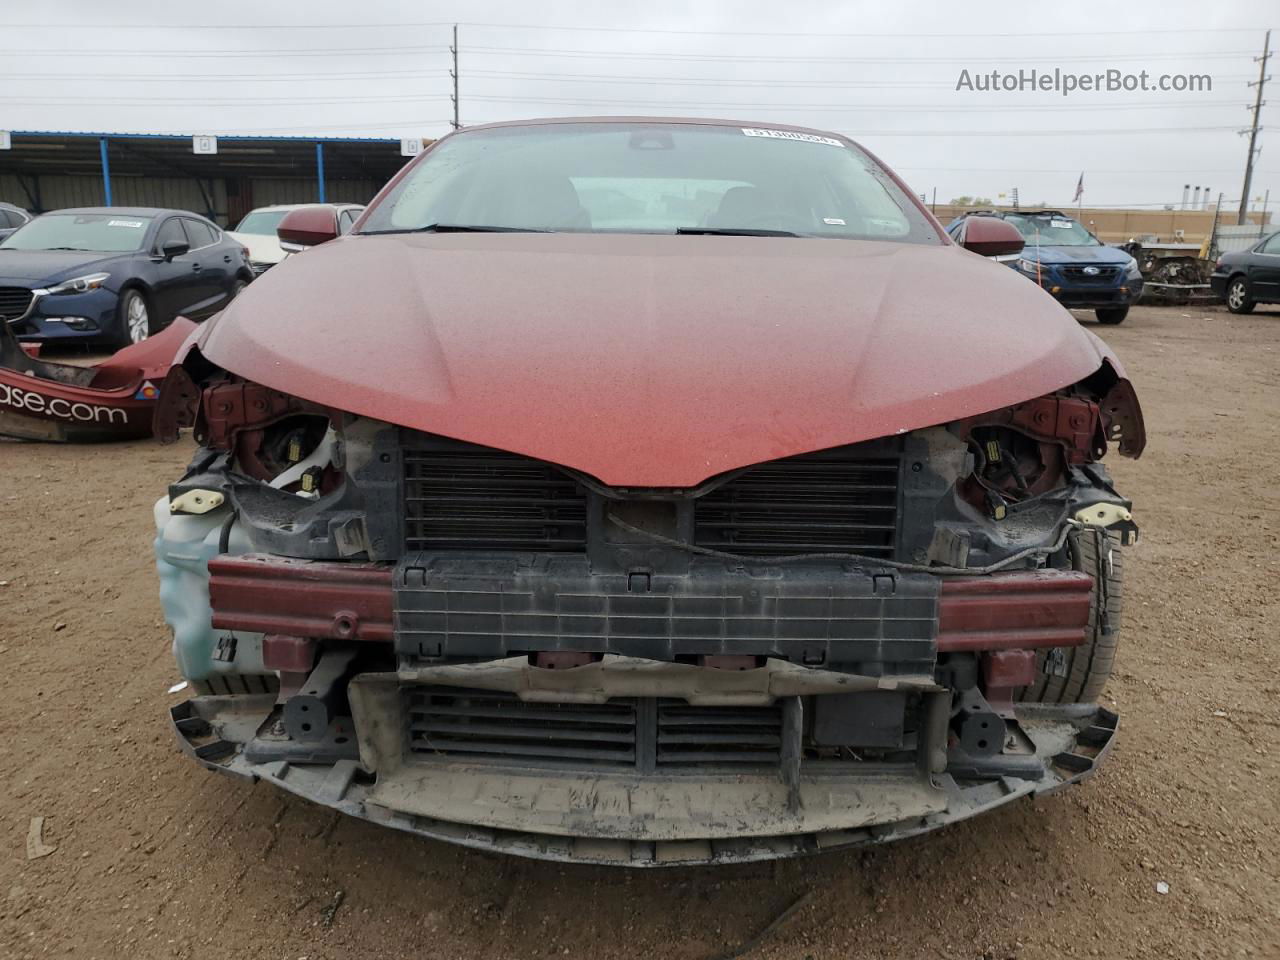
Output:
[
  {"xmin": 208, "ymin": 554, "xmax": 394, "ymax": 641},
  {"xmin": 981, "ymin": 649, "xmax": 1038, "ymax": 688},
  {"xmin": 0, "ymin": 316, "xmax": 195, "ymax": 441},
  {"xmin": 275, "ymin": 205, "xmax": 340, "ymax": 247},
  {"xmin": 958, "ymin": 217, "xmax": 1026, "ymax": 258},
  {"xmin": 937, "ymin": 571, "xmax": 1092, "ymax": 651},
  {"xmin": 261, "ymin": 634, "xmax": 317, "ymax": 673},
  {"xmin": 198, "ymin": 230, "xmax": 1122, "ymax": 487}
]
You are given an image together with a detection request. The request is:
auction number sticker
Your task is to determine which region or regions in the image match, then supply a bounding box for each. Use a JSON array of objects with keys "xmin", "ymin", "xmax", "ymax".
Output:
[
  {"xmin": 742, "ymin": 128, "xmax": 842, "ymax": 146},
  {"xmin": 109, "ymin": 219, "xmax": 144, "ymax": 228}
]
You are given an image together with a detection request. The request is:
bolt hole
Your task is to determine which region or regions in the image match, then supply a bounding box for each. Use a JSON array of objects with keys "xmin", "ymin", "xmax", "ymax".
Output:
[
  {"xmin": 335, "ymin": 736, "xmax": 348, "ymax": 744},
  {"xmin": 300, "ymin": 705, "xmax": 308, "ymax": 711},
  {"xmin": 301, "ymin": 723, "xmax": 311, "ymax": 732},
  {"xmin": 977, "ymin": 739, "xmax": 988, "ymax": 750}
]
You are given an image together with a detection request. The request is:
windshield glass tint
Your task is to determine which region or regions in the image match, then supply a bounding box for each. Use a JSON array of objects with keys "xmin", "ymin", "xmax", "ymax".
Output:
[
  {"xmin": 1005, "ymin": 214, "xmax": 1098, "ymax": 247},
  {"xmin": 360, "ymin": 123, "xmax": 939, "ymax": 243},
  {"xmin": 234, "ymin": 210, "xmax": 290, "ymax": 235},
  {"xmin": 0, "ymin": 213, "xmax": 152, "ymax": 252}
]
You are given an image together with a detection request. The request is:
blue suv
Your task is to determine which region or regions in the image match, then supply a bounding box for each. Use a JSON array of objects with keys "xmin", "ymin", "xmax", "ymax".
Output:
[{"xmin": 948, "ymin": 210, "xmax": 1142, "ymax": 324}]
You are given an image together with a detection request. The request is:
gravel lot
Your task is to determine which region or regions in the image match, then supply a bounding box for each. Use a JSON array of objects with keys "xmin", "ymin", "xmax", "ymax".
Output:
[{"xmin": 1, "ymin": 304, "xmax": 1277, "ymax": 960}]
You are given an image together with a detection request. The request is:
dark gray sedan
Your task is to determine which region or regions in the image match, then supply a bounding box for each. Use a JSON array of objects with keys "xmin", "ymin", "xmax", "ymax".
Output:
[{"xmin": 1211, "ymin": 231, "xmax": 1280, "ymax": 313}]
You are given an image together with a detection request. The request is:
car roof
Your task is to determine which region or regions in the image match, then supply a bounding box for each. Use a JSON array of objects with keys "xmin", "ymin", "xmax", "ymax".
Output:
[
  {"xmin": 246, "ymin": 203, "xmax": 363, "ymax": 212},
  {"xmin": 960, "ymin": 209, "xmax": 1074, "ymax": 220},
  {"xmin": 445, "ymin": 115, "xmax": 858, "ymax": 145},
  {"xmin": 44, "ymin": 206, "xmax": 213, "ymax": 220}
]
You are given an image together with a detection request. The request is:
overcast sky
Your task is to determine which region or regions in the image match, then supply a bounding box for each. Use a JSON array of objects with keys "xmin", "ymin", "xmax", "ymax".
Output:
[{"xmin": 1, "ymin": 0, "xmax": 1274, "ymax": 210}]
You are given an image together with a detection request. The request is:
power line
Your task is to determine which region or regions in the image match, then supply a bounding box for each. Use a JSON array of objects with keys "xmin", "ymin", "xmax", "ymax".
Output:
[
  {"xmin": 465, "ymin": 45, "xmax": 1254, "ymax": 64},
  {"xmin": 0, "ymin": 68, "xmax": 1262, "ymax": 87},
  {"xmin": 1, "ymin": 90, "xmax": 1237, "ymax": 111},
  {"xmin": 22, "ymin": 120, "xmax": 452, "ymax": 135},
  {"xmin": 0, "ymin": 70, "xmax": 448, "ymax": 82},
  {"xmin": 469, "ymin": 71, "xmax": 969, "ymax": 88},
  {"xmin": 4, "ymin": 95, "xmax": 448, "ymax": 106},
  {"xmin": 0, "ymin": 45, "xmax": 447, "ymax": 58},
  {"xmin": 458, "ymin": 96, "xmax": 1242, "ymax": 113},
  {"xmin": 0, "ymin": 21, "xmax": 1270, "ymax": 38},
  {"xmin": 0, "ymin": 43, "xmax": 1248, "ymax": 64},
  {"xmin": 897, "ymin": 166, "xmax": 1277, "ymax": 174},
  {"xmin": 833, "ymin": 126, "xmax": 1244, "ymax": 136}
]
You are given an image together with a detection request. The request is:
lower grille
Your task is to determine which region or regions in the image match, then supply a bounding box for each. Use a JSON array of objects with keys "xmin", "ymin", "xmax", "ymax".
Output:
[
  {"xmin": 1059, "ymin": 290, "xmax": 1124, "ymax": 304},
  {"xmin": 404, "ymin": 687, "xmax": 788, "ymax": 770},
  {"xmin": 0, "ymin": 286, "xmax": 34, "ymax": 321},
  {"xmin": 656, "ymin": 700, "xmax": 782, "ymax": 767},
  {"xmin": 406, "ymin": 687, "xmax": 637, "ymax": 766},
  {"xmin": 403, "ymin": 445, "xmax": 588, "ymax": 553},
  {"xmin": 695, "ymin": 447, "xmax": 899, "ymax": 556}
]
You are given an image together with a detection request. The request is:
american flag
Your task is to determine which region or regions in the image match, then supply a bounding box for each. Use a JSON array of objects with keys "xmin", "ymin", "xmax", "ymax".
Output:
[{"xmin": 1073, "ymin": 173, "xmax": 1084, "ymax": 203}]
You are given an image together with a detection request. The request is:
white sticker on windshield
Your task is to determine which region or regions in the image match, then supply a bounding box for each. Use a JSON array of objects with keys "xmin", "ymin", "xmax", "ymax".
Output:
[
  {"xmin": 742, "ymin": 128, "xmax": 842, "ymax": 146},
  {"xmin": 108, "ymin": 219, "xmax": 144, "ymax": 228},
  {"xmin": 1051, "ymin": 219, "xmax": 1073, "ymax": 229},
  {"xmin": 822, "ymin": 217, "xmax": 847, "ymax": 225}
]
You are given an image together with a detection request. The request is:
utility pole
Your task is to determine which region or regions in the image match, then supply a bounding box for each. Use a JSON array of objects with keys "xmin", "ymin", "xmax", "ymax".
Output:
[
  {"xmin": 1237, "ymin": 29, "xmax": 1270, "ymax": 225},
  {"xmin": 1208, "ymin": 191, "xmax": 1225, "ymax": 259},
  {"xmin": 450, "ymin": 24, "xmax": 460, "ymax": 130}
]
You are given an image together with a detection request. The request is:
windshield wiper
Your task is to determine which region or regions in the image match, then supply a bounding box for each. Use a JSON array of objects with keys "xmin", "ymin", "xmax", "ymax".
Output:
[
  {"xmin": 675, "ymin": 227, "xmax": 802, "ymax": 237},
  {"xmin": 41, "ymin": 246, "xmax": 92, "ymax": 251},
  {"xmin": 360, "ymin": 223, "xmax": 553, "ymax": 236}
]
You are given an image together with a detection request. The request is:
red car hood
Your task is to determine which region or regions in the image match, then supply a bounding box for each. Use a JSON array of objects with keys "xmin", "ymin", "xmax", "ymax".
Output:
[{"xmin": 198, "ymin": 233, "xmax": 1114, "ymax": 487}]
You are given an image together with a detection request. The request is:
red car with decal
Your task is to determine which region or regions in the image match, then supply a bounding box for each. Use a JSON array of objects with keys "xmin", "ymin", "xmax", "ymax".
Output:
[
  {"xmin": 154, "ymin": 118, "xmax": 1143, "ymax": 867},
  {"xmin": 0, "ymin": 317, "xmax": 194, "ymax": 442}
]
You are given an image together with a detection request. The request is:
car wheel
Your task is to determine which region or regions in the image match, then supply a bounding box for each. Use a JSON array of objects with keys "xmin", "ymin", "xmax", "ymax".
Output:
[
  {"xmin": 117, "ymin": 288, "xmax": 153, "ymax": 347},
  {"xmin": 1094, "ymin": 306, "xmax": 1129, "ymax": 325},
  {"xmin": 1225, "ymin": 276, "xmax": 1255, "ymax": 314},
  {"xmin": 1018, "ymin": 530, "xmax": 1123, "ymax": 704},
  {"xmin": 229, "ymin": 279, "xmax": 248, "ymax": 300}
]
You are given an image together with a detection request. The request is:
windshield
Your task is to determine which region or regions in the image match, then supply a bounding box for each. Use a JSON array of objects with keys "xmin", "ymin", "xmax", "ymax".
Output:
[
  {"xmin": 360, "ymin": 122, "xmax": 939, "ymax": 243},
  {"xmin": 0, "ymin": 213, "xmax": 152, "ymax": 252},
  {"xmin": 1004, "ymin": 213, "xmax": 1098, "ymax": 247},
  {"xmin": 234, "ymin": 209, "xmax": 291, "ymax": 235}
]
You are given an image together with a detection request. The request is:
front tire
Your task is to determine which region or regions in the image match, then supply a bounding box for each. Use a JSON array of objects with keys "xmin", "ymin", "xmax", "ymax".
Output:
[
  {"xmin": 116, "ymin": 288, "xmax": 153, "ymax": 347},
  {"xmin": 1020, "ymin": 530, "xmax": 1124, "ymax": 704},
  {"xmin": 1225, "ymin": 276, "xmax": 1255, "ymax": 314},
  {"xmin": 1095, "ymin": 306, "xmax": 1129, "ymax": 325}
]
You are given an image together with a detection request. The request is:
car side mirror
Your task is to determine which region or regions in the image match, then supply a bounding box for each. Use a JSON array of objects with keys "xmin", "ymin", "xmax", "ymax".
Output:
[
  {"xmin": 959, "ymin": 218, "xmax": 1025, "ymax": 258},
  {"xmin": 277, "ymin": 205, "xmax": 340, "ymax": 252},
  {"xmin": 161, "ymin": 239, "xmax": 190, "ymax": 261}
]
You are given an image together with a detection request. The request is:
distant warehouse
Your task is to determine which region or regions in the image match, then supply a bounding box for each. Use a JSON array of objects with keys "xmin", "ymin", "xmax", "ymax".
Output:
[{"xmin": 0, "ymin": 131, "xmax": 427, "ymax": 227}]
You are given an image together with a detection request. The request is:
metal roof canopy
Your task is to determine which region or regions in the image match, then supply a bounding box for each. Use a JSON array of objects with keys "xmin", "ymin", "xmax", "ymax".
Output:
[
  {"xmin": 2, "ymin": 131, "xmax": 406, "ymax": 181},
  {"xmin": 0, "ymin": 131, "xmax": 413, "ymax": 212}
]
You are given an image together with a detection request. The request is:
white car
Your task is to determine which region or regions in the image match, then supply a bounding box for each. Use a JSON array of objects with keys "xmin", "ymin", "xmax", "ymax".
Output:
[{"xmin": 226, "ymin": 203, "xmax": 364, "ymax": 274}]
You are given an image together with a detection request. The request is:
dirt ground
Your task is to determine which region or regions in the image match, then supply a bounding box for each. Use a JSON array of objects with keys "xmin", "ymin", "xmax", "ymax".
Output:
[{"xmin": 1, "ymin": 304, "xmax": 1277, "ymax": 960}]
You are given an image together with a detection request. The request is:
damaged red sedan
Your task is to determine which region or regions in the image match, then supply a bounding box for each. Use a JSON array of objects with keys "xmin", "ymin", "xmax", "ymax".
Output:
[{"xmin": 155, "ymin": 118, "xmax": 1143, "ymax": 866}]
